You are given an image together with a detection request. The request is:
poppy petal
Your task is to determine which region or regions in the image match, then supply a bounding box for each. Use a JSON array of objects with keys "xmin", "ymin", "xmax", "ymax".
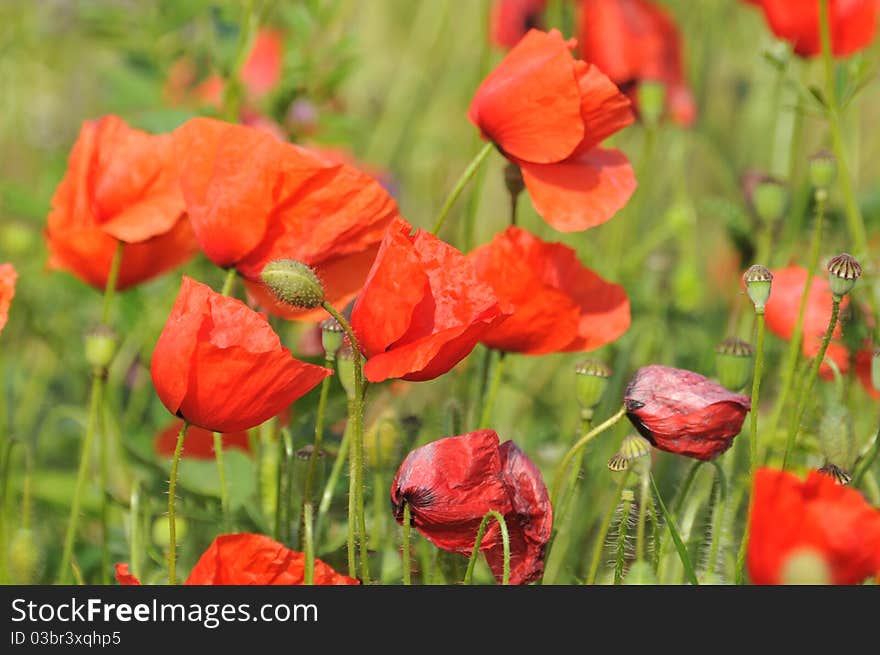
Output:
[
  {"xmin": 0, "ymin": 263, "xmax": 17, "ymax": 334},
  {"xmin": 114, "ymin": 564, "xmax": 142, "ymax": 585},
  {"xmin": 573, "ymin": 61, "xmax": 635, "ymax": 152}
]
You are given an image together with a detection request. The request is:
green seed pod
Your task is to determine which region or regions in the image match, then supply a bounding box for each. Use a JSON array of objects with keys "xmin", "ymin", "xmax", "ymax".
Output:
[
  {"xmin": 336, "ymin": 344, "xmax": 356, "ymax": 399},
  {"xmin": 320, "ymin": 318, "xmax": 345, "ymax": 357},
  {"xmin": 574, "ymin": 359, "xmax": 612, "ymax": 411},
  {"xmin": 752, "ymin": 178, "xmax": 788, "ymax": 224},
  {"xmin": 260, "ymin": 259, "xmax": 325, "ymax": 309},
  {"xmin": 809, "ymin": 150, "xmax": 837, "ymax": 190},
  {"xmin": 152, "ymin": 516, "xmax": 188, "ymax": 549},
  {"xmin": 364, "ymin": 410, "xmax": 403, "ymax": 469},
  {"xmin": 714, "ymin": 337, "xmax": 755, "ymax": 391},
  {"xmin": 743, "ymin": 264, "xmax": 773, "ymax": 314},
  {"xmin": 780, "ymin": 550, "xmax": 831, "ymax": 585},
  {"xmin": 608, "ymin": 434, "xmax": 652, "ymax": 473},
  {"xmin": 818, "ymin": 403, "xmax": 855, "ymax": 471},
  {"xmin": 637, "ymin": 80, "xmax": 666, "ymax": 128},
  {"xmin": 503, "ymin": 162, "xmax": 525, "ymax": 198},
  {"xmin": 84, "ymin": 326, "xmax": 118, "ymax": 371},
  {"xmin": 624, "ymin": 560, "xmax": 657, "ymax": 585},
  {"xmin": 7, "ymin": 528, "xmax": 40, "ymax": 584},
  {"xmin": 826, "ymin": 253, "xmax": 861, "ymax": 300}
]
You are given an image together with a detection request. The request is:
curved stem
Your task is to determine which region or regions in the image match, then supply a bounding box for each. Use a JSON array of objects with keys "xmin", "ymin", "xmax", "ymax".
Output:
[
  {"xmin": 852, "ymin": 424, "xmax": 880, "ymax": 487},
  {"xmin": 303, "ymin": 502, "xmax": 315, "ymax": 585},
  {"xmin": 431, "ymin": 142, "xmax": 494, "ymax": 235},
  {"xmin": 316, "ymin": 422, "xmax": 351, "ymax": 535},
  {"xmin": 463, "ymin": 510, "xmax": 510, "ymax": 585},
  {"xmin": 167, "ymin": 421, "xmax": 189, "ymax": 585},
  {"xmin": 213, "ymin": 432, "xmax": 231, "ymax": 532},
  {"xmin": 478, "ymin": 351, "xmax": 505, "ymax": 429},
  {"xmin": 705, "ymin": 462, "xmax": 728, "ymax": 578},
  {"xmin": 749, "ymin": 314, "xmax": 766, "ymax": 474},
  {"xmin": 656, "ymin": 461, "xmax": 703, "ymax": 573},
  {"xmin": 651, "ymin": 474, "xmax": 699, "ymax": 585},
  {"xmin": 402, "ymin": 502, "xmax": 412, "ymax": 585},
  {"xmin": 220, "ymin": 267, "xmax": 237, "ymax": 297},
  {"xmin": 635, "ymin": 471, "xmax": 650, "ymax": 564},
  {"xmin": 585, "ymin": 470, "xmax": 630, "ymax": 585}
]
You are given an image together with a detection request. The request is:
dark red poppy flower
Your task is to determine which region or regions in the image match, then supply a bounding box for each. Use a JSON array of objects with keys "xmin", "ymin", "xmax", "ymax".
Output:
[
  {"xmin": 351, "ymin": 217, "xmax": 510, "ymax": 382},
  {"xmin": 490, "ymin": 0, "xmax": 547, "ymax": 48},
  {"xmin": 116, "ymin": 533, "xmax": 358, "ymax": 585},
  {"xmin": 45, "ymin": 115, "xmax": 197, "ymax": 291},
  {"xmin": 469, "ymin": 29, "xmax": 636, "ymax": 232},
  {"xmin": 390, "ymin": 430, "xmax": 552, "ymax": 585},
  {"xmin": 624, "ymin": 365, "xmax": 751, "ymax": 460},
  {"xmin": 576, "ymin": 0, "xmax": 696, "ymax": 126},
  {"xmin": 743, "ymin": 0, "xmax": 878, "ymax": 58},
  {"xmin": 173, "ymin": 117, "xmax": 400, "ymax": 321},
  {"xmin": 763, "ymin": 265, "xmax": 850, "ymax": 380},
  {"xmin": 0, "ymin": 263, "xmax": 16, "ymax": 334},
  {"xmin": 150, "ymin": 277, "xmax": 331, "ymax": 433},
  {"xmin": 748, "ymin": 468, "xmax": 880, "ymax": 584},
  {"xmin": 469, "ymin": 226, "xmax": 630, "ymax": 354},
  {"xmin": 154, "ymin": 419, "xmax": 251, "ymax": 459}
]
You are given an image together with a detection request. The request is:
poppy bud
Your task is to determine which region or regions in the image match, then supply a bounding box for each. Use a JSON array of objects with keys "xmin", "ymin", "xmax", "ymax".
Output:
[
  {"xmin": 336, "ymin": 343, "xmax": 356, "ymax": 399},
  {"xmin": 84, "ymin": 325, "xmax": 118, "ymax": 371},
  {"xmin": 714, "ymin": 337, "xmax": 754, "ymax": 391},
  {"xmin": 260, "ymin": 259, "xmax": 325, "ymax": 309},
  {"xmin": 818, "ymin": 403, "xmax": 854, "ymax": 473},
  {"xmin": 780, "ymin": 550, "xmax": 831, "ymax": 585},
  {"xmin": 872, "ymin": 349, "xmax": 880, "ymax": 392},
  {"xmin": 503, "ymin": 162, "xmax": 525, "ymax": 199},
  {"xmin": 624, "ymin": 560, "xmax": 657, "ymax": 585},
  {"xmin": 809, "ymin": 150, "xmax": 837, "ymax": 190},
  {"xmin": 574, "ymin": 359, "xmax": 612, "ymax": 413},
  {"xmin": 826, "ymin": 253, "xmax": 861, "ymax": 300},
  {"xmin": 320, "ymin": 318, "xmax": 344, "ymax": 357},
  {"xmin": 608, "ymin": 434, "xmax": 652, "ymax": 473},
  {"xmin": 743, "ymin": 264, "xmax": 773, "ymax": 314},
  {"xmin": 364, "ymin": 410, "xmax": 402, "ymax": 469},
  {"xmin": 637, "ymin": 80, "xmax": 666, "ymax": 128},
  {"xmin": 752, "ymin": 178, "xmax": 788, "ymax": 224}
]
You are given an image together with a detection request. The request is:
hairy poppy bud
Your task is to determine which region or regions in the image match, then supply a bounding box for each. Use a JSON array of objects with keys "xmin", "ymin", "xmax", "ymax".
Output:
[
  {"xmin": 320, "ymin": 318, "xmax": 344, "ymax": 357},
  {"xmin": 827, "ymin": 253, "xmax": 861, "ymax": 300},
  {"xmin": 503, "ymin": 162, "xmax": 525, "ymax": 198},
  {"xmin": 809, "ymin": 150, "xmax": 837, "ymax": 190},
  {"xmin": 260, "ymin": 259, "xmax": 325, "ymax": 309},
  {"xmin": 714, "ymin": 337, "xmax": 754, "ymax": 391},
  {"xmin": 84, "ymin": 325, "xmax": 118, "ymax": 371},
  {"xmin": 752, "ymin": 178, "xmax": 788, "ymax": 224},
  {"xmin": 744, "ymin": 264, "xmax": 773, "ymax": 314},
  {"xmin": 608, "ymin": 434, "xmax": 652, "ymax": 473},
  {"xmin": 336, "ymin": 343, "xmax": 356, "ymax": 399},
  {"xmin": 637, "ymin": 80, "xmax": 666, "ymax": 128},
  {"xmin": 574, "ymin": 359, "xmax": 612, "ymax": 414},
  {"xmin": 624, "ymin": 365, "xmax": 751, "ymax": 461}
]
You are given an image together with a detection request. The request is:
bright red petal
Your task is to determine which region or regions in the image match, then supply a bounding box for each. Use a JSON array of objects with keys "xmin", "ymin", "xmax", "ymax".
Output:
[
  {"xmin": 154, "ymin": 420, "xmax": 251, "ymax": 459},
  {"xmin": 0, "ymin": 263, "xmax": 17, "ymax": 334},
  {"xmin": 114, "ymin": 563, "xmax": 142, "ymax": 585},
  {"xmin": 573, "ymin": 61, "xmax": 635, "ymax": 153},
  {"xmin": 241, "ymin": 29, "xmax": 283, "ymax": 98}
]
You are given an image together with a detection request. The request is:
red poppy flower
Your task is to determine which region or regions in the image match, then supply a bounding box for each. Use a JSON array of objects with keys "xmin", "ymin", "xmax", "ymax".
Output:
[
  {"xmin": 576, "ymin": 0, "xmax": 696, "ymax": 126},
  {"xmin": 150, "ymin": 276, "xmax": 331, "ymax": 433},
  {"xmin": 469, "ymin": 226, "xmax": 630, "ymax": 354},
  {"xmin": 624, "ymin": 365, "xmax": 751, "ymax": 460},
  {"xmin": 116, "ymin": 533, "xmax": 358, "ymax": 585},
  {"xmin": 763, "ymin": 266, "xmax": 850, "ymax": 380},
  {"xmin": 469, "ymin": 29, "xmax": 636, "ymax": 232},
  {"xmin": 351, "ymin": 217, "xmax": 510, "ymax": 382},
  {"xmin": 45, "ymin": 115, "xmax": 197, "ymax": 291},
  {"xmin": 154, "ymin": 419, "xmax": 251, "ymax": 459},
  {"xmin": 490, "ymin": 0, "xmax": 547, "ymax": 48},
  {"xmin": 390, "ymin": 430, "xmax": 552, "ymax": 584},
  {"xmin": 173, "ymin": 117, "xmax": 400, "ymax": 321},
  {"xmin": 0, "ymin": 263, "xmax": 16, "ymax": 334},
  {"xmin": 748, "ymin": 468, "xmax": 880, "ymax": 584},
  {"xmin": 744, "ymin": 0, "xmax": 878, "ymax": 58}
]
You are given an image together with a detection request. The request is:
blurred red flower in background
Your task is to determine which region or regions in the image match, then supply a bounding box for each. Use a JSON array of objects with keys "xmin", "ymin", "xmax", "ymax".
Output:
[
  {"xmin": 576, "ymin": 0, "xmax": 696, "ymax": 126},
  {"xmin": 116, "ymin": 533, "xmax": 358, "ymax": 585},
  {"xmin": 154, "ymin": 420, "xmax": 251, "ymax": 459},
  {"xmin": 351, "ymin": 217, "xmax": 510, "ymax": 382},
  {"xmin": 490, "ymin": 0, "xmax": 547, "ymax": 48},
  {"xmin": 150, "ymin": 277, "xmax": 331, "ymax": 433},
  {"xmin": 469, "ymin": 29, "xmax": 636, "ymax": 232},
  {"xmin": 0, "ymin": 263, "xmax": 17, "ymax": 334},
  {"xmin": 624, "ymin": 365, "xmax": 751, "ymax": 460},
  {"xmin": 46, "ymin": 115, "xmax": 197, "ymax": 291},
  {"xmin": 748, "ymin": 468, "xmax": 880, "ymax": 584},
  {"xmin": 469, "ymin": 226, "xmax": 629, "ymax": 354}
]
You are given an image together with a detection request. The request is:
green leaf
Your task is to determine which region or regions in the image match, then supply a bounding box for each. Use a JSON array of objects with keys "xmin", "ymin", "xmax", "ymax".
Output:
[{"xmin": 651, "ymin": 474, "xmax": 699, "ymax": 586}]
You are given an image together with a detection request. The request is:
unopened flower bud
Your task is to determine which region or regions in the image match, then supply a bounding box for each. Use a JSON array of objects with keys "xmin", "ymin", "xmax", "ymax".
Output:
[
  {"xmin": 608, "ymin": 434, "xmax": 652, "ymax": 473},
  {"xmin": 365, "ymin": 410, "xmax": 402, "ymax": 469},
  {"xmin": 714, "ymin": 337, "xmax": 754, "ymax": 391},
  {"xmin": 809, "ymin": 150, "xmax": 837, "ymax": 190},
  {"xmin": 336, "ymin": 343, "xmax": 356, "ymax": 399},
  {"xmin": 752, "ymin": 178, "xmax": 788, "ymax": 224},
  {"xmin": 503, "ymin": 162, "xmax": 525, "ymax": 198},
  {"xmin": 84, "ymin": 326, "xmax": 118, "ymax": 371},
  {"xmin": 637, "ymin": 80, "xmax": 666, "ymax": 128},
  {"xmin": 575, "ymin": 359, "xmax": 611, "ymax": 413},
  {"xmin": 260, "ymin": 259, "xmax": 325, "ymax": 309},
  {"xmin": 624, "ymin": 560, "xmax": 657, "ymax": 585},
  {"xmin": 827, "ymin": 253, "xmax": 861, "ymax": 300},
  {"xmin": 321, "ymin": 318, "xmax": 345, "ymax": 357},
  {"xmin": 743, "ymin": 264, "xmax": 773, "ymax": 314},
  {"xmin": 780, "ymin": 549, "xmax": 831, "ymax": 585}
]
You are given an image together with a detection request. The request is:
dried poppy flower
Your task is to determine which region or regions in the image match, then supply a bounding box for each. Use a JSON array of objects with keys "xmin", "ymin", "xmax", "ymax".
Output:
[
  {"xmin": 748, "ymin": 468, "xmax": 880, "ymax": 584},
  {"xmin": 743, "ymin": 0, "xmax": 877, "ymax": 58},
  {"xmin": 0, "ymin": 263, "xmax": 16, "ymax": 334},
  {"xmin": 469, "ymin": 226, "xmax": 630, "ymax": 354},
  {"xmin": 45, "ymin": 115, "xmax": 197, "ymax": 291},
  {"xmin": 154, "ymin": 420, "xmax": 251, "ymax": 460},
  {"xmin": 390, "ymin": 430, "xmax": 552, "ymax": 585},
  {"xmin": 576, "ymin": 0, "xmax": 696, "ymax": 126},
  {"xmin": 469, "ymin": 29, "xmax": 636, "ymax": 232},
  {"xmin": 150, "ymin": 276, "xmax": 331, "ymax": 433},
  {"xmin": 116, "ymin": 533, "xmax": 358, "ymax": 585},
  {"xmin": 763, "ymin": 265, "xmax": 850, "ymax": 380},
  {"xmin": 351, "ymin": 217, "xmax": 509, "ymax": 382},
  {"xmin": 490, "ymin": 0, "xmax": 547, "ymax": 48},
  {"xmin": 624, "ymin": 365, "xmax": 751, "ymax": 460},
  {"xmin": 173, "ymin": 117, "xmax": 399, "ymax": 321}
]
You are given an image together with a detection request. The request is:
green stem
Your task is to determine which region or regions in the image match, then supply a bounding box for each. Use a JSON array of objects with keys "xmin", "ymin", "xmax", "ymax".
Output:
[
  {"xmin": 635, "ymin": 471, "xmax": 650, "ymax": 564},
  {"xmin": 651, "ymin": 474, "xmax": 699, "ymax": 585},
  {"xmin": 129, "ymin": 482, "xmax": 141, "ymax": 581},
  {"xmin": 431, "ymin": 142, "xmax": 494, "ymax": 235},
  {"xmin": 220, "ymin": 267, "xmax": 237, "ymax": 297},
  {"xmin": 705, "ymin": 462, "xmax": 727, "ymax": 579},
  {"xmin": 509, "ymin": 190, "xmax": 519, "ymax": 227},
  {"xmin": 749, "ymin": 313, "xmax": 766, "ymax": 474},
  {"xmin": 656, "ymin": 461, "xmax": 703, "ymax": 572},
  {"xmin": 273, "ymin": 424, "xmax": 286, "ymax": 541},
  {"xmin": 303, "ymin": 502, "xmax": 315, "ymax": 585},
  {"xmin": 283, "ymin": 428, "xmax": 295, "ymax": 545},
  {"xmin": 613, "ymin": 495, "xmax": 632, "ymax": 585},
  {"xmin": 213, "ymin": 432, "xmax": 231, "ymax": 532},
  {"xmin": 852, "ymin": 424, "xmax": 880, "ymax": 487},
  {"xmin": 478, "ymin": 351, "xmax": 505, "ymax": 429},
  {"xmin": 585, "ymin": 470, "xmax": 630, "ymax": 585},
  {"xmin": 99, "ymin": 393, "xmax": 109, "ymax": 585},
  {"xmin": 303, "ymin": 356, "xmax": 333, "ymax": 515},
  {"xmin": 316, "ymin": 422, "xmax": 351, "ymax": 536},
  {"xmin": 101, "ymin": 242, "xmax": 124, "ymax": 326},
  {"xmin": 167, "ymin": 421, "xmax": 189, "ymax": 585},
  {"xmin": 222, "ymin": 0, "xmax": 259, "ymax": 121},
  {"xmin": 402, "ymin": 502, "xmax": 411, "ymax": 585},
  {"xmin": 463, "ymin": 510, "xmax": 510, "ymax": 585}
]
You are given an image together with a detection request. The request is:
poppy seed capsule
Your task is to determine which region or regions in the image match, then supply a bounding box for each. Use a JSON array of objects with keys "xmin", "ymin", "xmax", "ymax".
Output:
[
  {"xmin": 607, "ymin": 434, "xmax": 652, "ymax": 473},
  {"xmin": 827, "ymin": 253, "xmax": 861, "ymax": 300},
  {"xmin": 637, "ymin": 80, "xmax": 666, "ymax": 127},
  {"xmin": 84, "ymin": 326, "xmax": 118, "ymax": 370},
  {"xmin": 320, "ymin": 318, "xmax": 345, "ymax": 356},
  {"xmin": 260, "ymin": 259, "xmax": 325, "ymax": 309},
  {"xmin": 809, "ymin": 150, "xmax": 837, "ymax": 190},
  {"xmin": 714, "ymin": 337, "xmax": 754, "ymax": 391},
  {"xmin": 743, "ymin": 264, "xmax": 773, "ymax": 314},
  {"xmin": 574, "ymin": 359, "xmax": 612, "ymax": 410},
  {"xmin": 503, "ymin": 162, "xmax": 525, "ymax": 198},
  {"xmin": 752, "ymin": 178, "xmax": 788, "ymax": 224}
]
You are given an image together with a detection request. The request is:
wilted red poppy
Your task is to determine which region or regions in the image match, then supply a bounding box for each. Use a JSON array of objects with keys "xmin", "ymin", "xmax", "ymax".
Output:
[
  {"xmin": 469, "ymin": 226, "xmax": 630, "ymax": 354},
  {"xmin": 390, "ymin": 430, "xmax": 552, "ymax": 584},
  {"xmin": 763, "ymin": 265, "xmax": 850, "ymax": 380},
  {"xmin": 743, "ymin": 0, "xmax": 878, "ymax": 58},
  {"xmin": 490, "ymin": 0, "xmax": 547, "ymax": 48},
  {"xmin": 576, "ymin": 0, "xmax": 696, "ymax": 126},
  {"xmin": 173, "ymin": 117, "xmax": 399, "ymax": 321},
  {"xmin": 748, "ymin": 468, "xmax": 880, "ymax": 584},
  {"xmin": 151, "ymin": 276, "xmax": 331, "ymax": 433},
  {"xmin": 116, "ymin": 533, "xmax": 358, "ymax": 585},
  {"xmin": 469, "ymin": 29, "xmax": 636, "ymax": 232},
  {"xmin": 154, "ymin": 420, "xmax": 251, "ymax": 459},
  {"xmin": 0, "ymin": 263, "xmax": 16, "ymax": 334},
  {"xmin": 624, "ymin": 365, "xmax": 751, "ymax": 460},
  {"xmin": 351, "ymin": 217, "xmax": 510, "ymax": 382},
  {"xmin": 45, "ymin": 115, "xmax": 197, "ymax": 291}
]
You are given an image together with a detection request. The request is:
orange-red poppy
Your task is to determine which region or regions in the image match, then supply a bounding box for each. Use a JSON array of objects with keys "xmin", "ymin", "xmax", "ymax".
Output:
[
  {"xmin": 576, "ymin": 0, "xmax": 696, "ymax": 126},
  {"xmin": 490, "ymin": 0, "xmax": 547, "ymax": 48},
  {"xmin": 744, "ymin": 0, "xmax": 878, "ymax": 58},
  {"xmin": 0, "ymin": 263, "xmax": 16, "ymax": 334},
  {"xmin": 45, "ymin": 115, "xmax": 197, "ymax": 291},
  {"xmin": 469, "ymin": 226, "xmax": 630, "ymax": 354},
  {"xmin": 469, "ymin": 29, "xmax": 636, "ymax": 232},
  {"xmin": 150, "ymin": 277, "xmax": 331, "ymax": 433},
  {"xmin": 351, "ymin": 217, "xmax": 510, "ymax": 383},
  {"xmin": 172, "ymin": 117, "xmax": 400, "ymax": 320},
  {"xmin": 154, "ymin": 419, "xmax": 251, "ymax": 459},
  {"xmin": 116, "ymin": 533, "xmax": 358, "ymax": 585},
  {"xmin": 748, "ymin": 468, "xmax": 880, "ymax": 584}
]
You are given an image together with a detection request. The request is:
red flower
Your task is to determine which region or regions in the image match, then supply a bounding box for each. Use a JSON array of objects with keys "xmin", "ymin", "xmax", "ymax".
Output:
[
  {"xmin": 469, "ymin": 226, "xmax": 630, "ymax": 354},
  {"xmin": 469, "ymin": 29, "xmax": 636, "ymax": 232},
  {"xmin": 116, "ymin": 533, "xmax": 358, "ymax": 585},
  {"xmin": 351, "ymin": 217, "xmax": 510, "ymax": 382},
  {"xmin": 154, "ymin": 419, "xmax": 251, "ymax": 459},
  {"xmin": 390, "ymin": 430, "xmax": 552, "ymax": 584},
  {"xmin": 46, "ymin": 115, "xmax": 197, "ymax": 291},
  {"xmin": 173, "ymin": 117, "xmax": 400, "ymax": 321},
  {"xmin": 576, "ymin": 0, "xmax": 696, "ymax": 126},
  {"xmin": 748, "ymin": 468, "xmax": 880, "ymax": 584},
  {"xmin": 0, "ymin": 263, "xmax": 16, "ymax": 334},
  {"xmin": 150, "ymin": 276, "xmax": 331, "ymax": 433},
  {"xmin": 624, "ymin": 365, "xmax": 751, "ymax": 460},
  {"xmin": 744, "ymin": 0, "xmax": 878, "ymax": 58},
  {"xmin": 763, "ymin": 265, "xmax": 850, "ymax": 380},
  {"xmin": 490, "ymin": 0, "xmax": 547, "ymax": 48}
]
